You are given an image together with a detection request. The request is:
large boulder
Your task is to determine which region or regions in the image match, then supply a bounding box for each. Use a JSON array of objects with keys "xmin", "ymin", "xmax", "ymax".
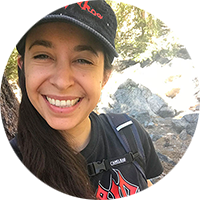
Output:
[{"xmin": 103, "ymin": 79, "xmax": 176, "ymax": 125}]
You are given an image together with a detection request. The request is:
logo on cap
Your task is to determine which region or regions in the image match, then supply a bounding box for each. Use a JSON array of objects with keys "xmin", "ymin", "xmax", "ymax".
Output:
[{"xmin": 65, "ymin": 1, "xmax": 103, "ymax": 19}]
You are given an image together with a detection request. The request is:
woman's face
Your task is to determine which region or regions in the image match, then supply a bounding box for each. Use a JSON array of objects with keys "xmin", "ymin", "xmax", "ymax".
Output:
[{"xmin": 22, "ymin": 22, "xmax": 107, "ymax": 132}]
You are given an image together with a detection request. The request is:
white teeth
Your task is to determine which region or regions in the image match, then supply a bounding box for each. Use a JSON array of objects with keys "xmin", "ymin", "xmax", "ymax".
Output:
[
  {"xmin": 46, "ymin": 97, "xmax": 80, "ymax": 107},
  {"xmin": 61, "ymin": 100, "xmax": 65, "ymax": 107},
  {"xmin": 55, "ymin": 100, "xmax": 61, "ymax": 107},
  {"xmin": 66, "ymin": 100, "xmax": 71, "ymax": 107}
]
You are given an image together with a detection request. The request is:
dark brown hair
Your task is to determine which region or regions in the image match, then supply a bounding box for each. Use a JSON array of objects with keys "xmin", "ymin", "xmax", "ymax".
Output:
[{"xmin": 17, "ymin": 52, "xmax": 112, "ymax": 198}]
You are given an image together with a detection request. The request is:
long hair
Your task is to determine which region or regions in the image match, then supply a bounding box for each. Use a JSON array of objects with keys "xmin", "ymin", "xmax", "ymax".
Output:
[{"xmin": 17, "ymin": 53, "xmax": 112, "ymax": 198}]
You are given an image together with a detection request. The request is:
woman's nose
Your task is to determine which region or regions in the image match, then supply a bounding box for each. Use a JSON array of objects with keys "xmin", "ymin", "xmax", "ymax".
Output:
[{"xmin": 49, "ymin": 61, "xmax": 75, "ymax": 90}]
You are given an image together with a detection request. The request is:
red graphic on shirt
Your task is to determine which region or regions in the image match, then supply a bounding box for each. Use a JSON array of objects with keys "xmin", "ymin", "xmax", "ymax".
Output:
[
  {"xmin": 96, "ymin": 169, "xmax": 139, "ymax": 199},
  {"xmin": 65, "ymin": 1, "xmax": 103, "ymax": 19}
]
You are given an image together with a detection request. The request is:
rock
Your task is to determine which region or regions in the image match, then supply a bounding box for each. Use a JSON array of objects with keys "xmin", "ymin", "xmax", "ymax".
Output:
[
  {"xmin": 171, "ymin": 117, "xmax": 188, "ymax": 133},
  {"xmin": 179, "ymin": 129, "xmax": 188, "ymax": 140},
  {"xmin": 140, "ymin": 58, "xmax": 153, "ymax": 68},
  {"xmin": 154, "ymin": 53, "xmax": 171, "ymax": 64},
  {"xmin": 104, "ymin": 79, "xmax": 177, "ymax": 125},
  {"xmin": 156, "ymin": 152, "xmax": 176, "ymax": 166},
  {"xmin": 147, "ymin": 94, "xmax": 167, "ymax": 115},
  {"xmin": 138, "ymin": 84, "xmax": 152, "ymax": 99},
  {"xmin": 114, "ymin": 60, "xmax": 138, "ymax": 72},
  {"xmin": 165, "ymin": 88, "xmax": 180, "ymax": 98},
  {"xmin": 189, "ymin": 104, "xmax": 200, "ymax": 111},
  {"xmin": 146, "ymin": 122, "xmax": 155, "ymax": 128},
  {"xmin": 131, "ymin": 110, "xmax": 152, "ymax": 127},
  {"xmin": 176, "ymin": 48, "xmax": 191, "ymax": 59},
  {"xmin": 149, "ymin": 133, "xmax": 162, "ymax": 142},
  {"xmin": 183, "ymin": 113, "xmax": 199, "ymax": 123},
  {"xmin": 158, "ymin": 106, "xmax": 176, "ymax": 118},
  {"xmin": 186, "ymin": 122, "xmax": 198, "ymax": 136},
  {"xmin": 118, "ymin": 78, "xmax": 138, "ymax": 89},
  {"xmin": 172, "ymin": 113, "xmax": 199, "ymax": 136},
  {"xmin": 185, "ymin": 114, "xmax": 199, "ymax": 136},
  {"xmin": 196, "ymin": 90, "xmax": 200, "ymax": 101},
  {"xmin": 105, "ymin": 79, "xmax": 157, "ymax": 120}
]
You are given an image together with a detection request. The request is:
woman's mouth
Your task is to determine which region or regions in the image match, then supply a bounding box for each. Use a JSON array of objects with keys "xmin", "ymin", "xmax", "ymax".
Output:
[{"xmin": 46, "ymin": 96, "xmax": 81, "ymax": 108}]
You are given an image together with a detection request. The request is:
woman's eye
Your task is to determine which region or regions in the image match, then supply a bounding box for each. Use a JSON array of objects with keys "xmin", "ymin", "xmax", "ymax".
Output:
[
  {"xmin": 33, "ymin": 54, "xmax": 50, "ymax": 60},
  {"xmin": 76, "ymin": 59, "xmax": 93, "ymax": 65}
]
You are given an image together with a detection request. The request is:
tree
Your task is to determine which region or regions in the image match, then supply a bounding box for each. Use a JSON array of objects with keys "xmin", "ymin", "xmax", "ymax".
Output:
[
  {"xmin": 0, "ymin": 47, "xmax": 19, "ymax": 140},
  {"xmin": 106, "ymin": 1, "xmax": 182, "ymax": 63},
  {"xmin": 0, "ymin": 74, "xmax": 19, "ymax": 140},
  {"xmin": 4, "ymin": 48, "xmax": 18, "ymax": 89}
]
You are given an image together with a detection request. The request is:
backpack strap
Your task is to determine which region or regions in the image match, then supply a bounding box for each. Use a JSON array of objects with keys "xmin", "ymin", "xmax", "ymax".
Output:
[
  {"xmin": 10, "ymin": 136, "xmax": 23, "ymax": 161},
  {"xmin": 105, "ymin": 113, "xmax": 146, "ymax": 179}
]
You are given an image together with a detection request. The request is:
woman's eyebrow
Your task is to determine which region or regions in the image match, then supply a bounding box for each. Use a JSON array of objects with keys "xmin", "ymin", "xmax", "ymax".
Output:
[
  {"xmin": 29, "ymin": 40, "xmax": 53, "ymax": 50},
  {"xmin": 74, "ymin": 45, "xmax": 99, "ymax": 57},
  {"xmin": 28, "ymin": 41, "xmax": 99, "ymax": 57}
]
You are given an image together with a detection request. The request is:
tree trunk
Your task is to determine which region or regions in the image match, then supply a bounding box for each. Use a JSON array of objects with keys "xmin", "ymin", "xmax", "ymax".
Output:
[{"xmin": 0, "ymin": 74, "xmax": 19, "ymax": 140}]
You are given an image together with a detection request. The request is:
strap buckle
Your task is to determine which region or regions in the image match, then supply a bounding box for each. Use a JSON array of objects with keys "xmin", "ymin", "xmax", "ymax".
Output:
[
  {"xmin": 87, "ymin": 159, "xmax": 107, "ymax": 176},
  {"xmin": 129, "ymin": 152, "xmax": 140, "ymax": 160}
]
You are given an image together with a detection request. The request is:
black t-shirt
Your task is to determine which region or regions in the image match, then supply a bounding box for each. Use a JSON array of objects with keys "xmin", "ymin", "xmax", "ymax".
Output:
[
  {"xmin": 81, "ymin": 112, "xmax": 163, "ymax": 199},
  {"xmin": 10, "ymin": 111, "xmax": 163, "ymax": 199}
]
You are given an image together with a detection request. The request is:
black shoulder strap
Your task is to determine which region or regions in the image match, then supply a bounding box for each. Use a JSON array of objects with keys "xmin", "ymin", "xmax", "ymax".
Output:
[
  {"xmin": 10, "ymin": 137, "xmax": 23, "ymax": 161},
  {"xmin": 105, "ymin": 113, "xmax": 146, "ymax": 179}
]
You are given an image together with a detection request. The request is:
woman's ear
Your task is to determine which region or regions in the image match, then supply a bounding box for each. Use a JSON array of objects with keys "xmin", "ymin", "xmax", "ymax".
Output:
[
  {"xmin": 17, "ymin": 55, "xmax": 23, "ymax": 70},
  {"xmin": 102, "ymin": 70, "xmax": 112, "ymax": 88}
]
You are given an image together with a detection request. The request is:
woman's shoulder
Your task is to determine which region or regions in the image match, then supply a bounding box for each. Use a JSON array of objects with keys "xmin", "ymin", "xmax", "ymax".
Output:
[{"xmin": 10, "ymin": 136, "xmax": 23, "ymax": 161}]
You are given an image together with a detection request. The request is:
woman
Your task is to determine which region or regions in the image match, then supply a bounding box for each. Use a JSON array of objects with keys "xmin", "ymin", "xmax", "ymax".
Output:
[{"xmin": 11, "ymin": 1, "xmax": 163, "ymax": 199}]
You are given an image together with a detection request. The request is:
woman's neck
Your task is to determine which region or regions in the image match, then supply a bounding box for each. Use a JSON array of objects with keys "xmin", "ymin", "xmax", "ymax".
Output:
[{"xmin": 60, "ymin": 117, "xmax": 91, "ymax": 152}]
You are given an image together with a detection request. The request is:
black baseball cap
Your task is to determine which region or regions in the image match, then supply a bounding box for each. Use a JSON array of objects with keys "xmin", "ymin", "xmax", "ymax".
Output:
[{"xmin": 16, "ymin": 0, "xmax": 118, "ymax": 63}]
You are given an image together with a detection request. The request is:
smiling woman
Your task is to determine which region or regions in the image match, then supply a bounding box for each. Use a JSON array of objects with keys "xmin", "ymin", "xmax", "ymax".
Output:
[
  {"xmin": 16, "ymin": 23, "xmax": 103, "ymax": 198},
  {"xmin": 7, "ymin": 1, "xmax": 163, "ymax": 199}
]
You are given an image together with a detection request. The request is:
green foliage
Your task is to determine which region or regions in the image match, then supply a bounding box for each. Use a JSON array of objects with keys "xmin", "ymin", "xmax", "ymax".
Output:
[
  {"xmin": 4, "ymin": 48, "xmax": 18, "ymax": 87},
  {"xmin": 106, "ymin": 0, "xmax": 181, "ymax": 62}
]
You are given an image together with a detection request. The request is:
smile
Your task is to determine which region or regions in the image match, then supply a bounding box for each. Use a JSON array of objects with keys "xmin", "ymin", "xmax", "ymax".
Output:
[{"xmin": 46, "ymin": 96, "xmax": 80, "ymax": 108}]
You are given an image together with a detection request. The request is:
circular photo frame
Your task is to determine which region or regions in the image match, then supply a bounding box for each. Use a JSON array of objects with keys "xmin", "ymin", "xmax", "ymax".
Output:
[{"xmin": 0, "ymin": 0, "xmax": 199, "ymax": 200}]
